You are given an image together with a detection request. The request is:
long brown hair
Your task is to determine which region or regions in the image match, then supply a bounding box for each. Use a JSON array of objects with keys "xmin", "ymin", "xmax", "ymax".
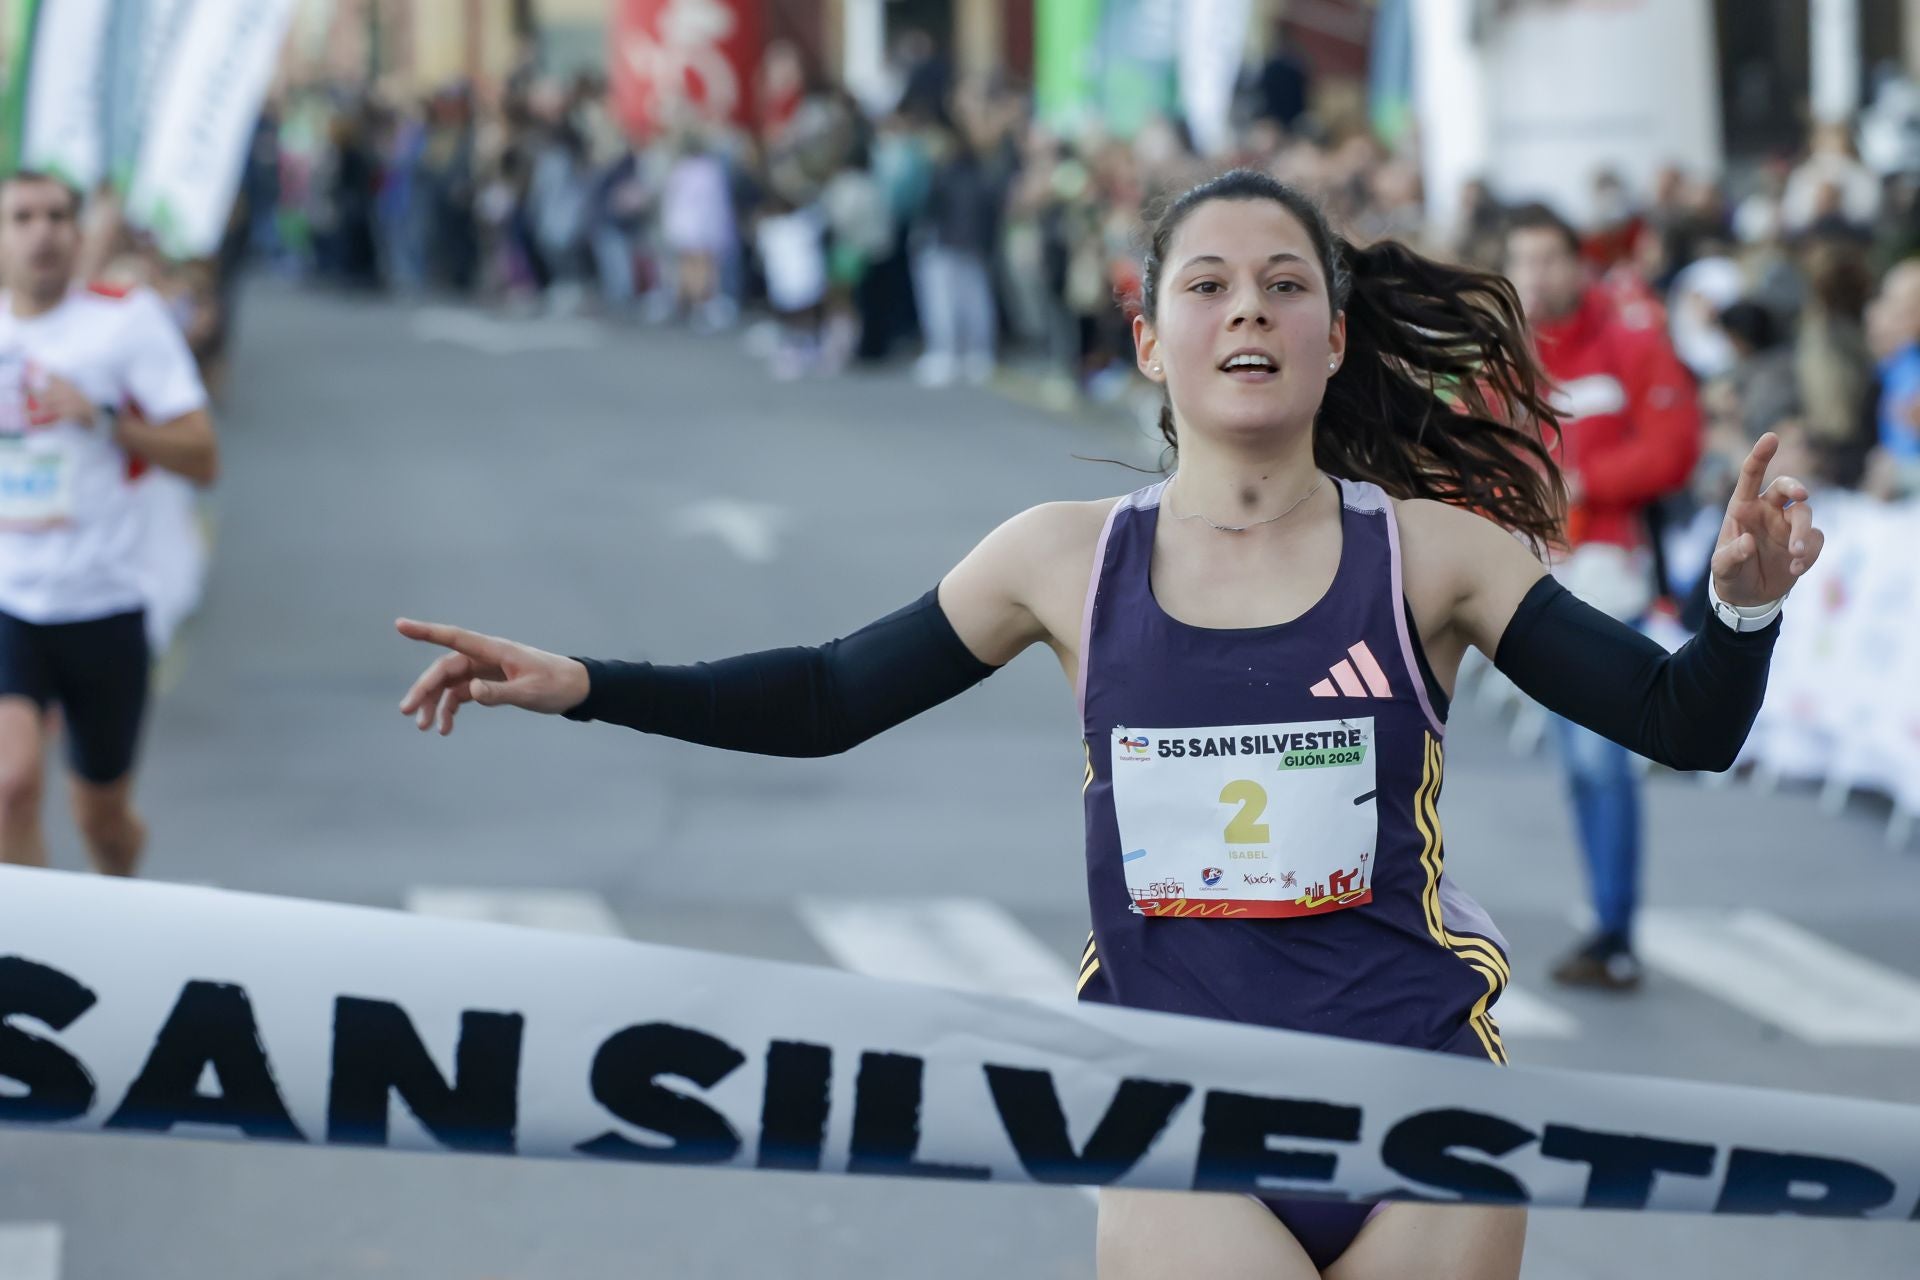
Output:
[{"xmin": 1138, "ymin": 169, "xmax": 1567, "ymax": 551}]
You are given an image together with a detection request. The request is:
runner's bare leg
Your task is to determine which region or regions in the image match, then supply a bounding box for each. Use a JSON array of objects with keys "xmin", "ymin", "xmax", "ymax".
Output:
[
  {"xmin": 69, "ymin": 772, "xmax": 146, "ymax": 877},
  {"xmin": 0, "ymin": 698, "xmax": 47, "ymax": 867}
]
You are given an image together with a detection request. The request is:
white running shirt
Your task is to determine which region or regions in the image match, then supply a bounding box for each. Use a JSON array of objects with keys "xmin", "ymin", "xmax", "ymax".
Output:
[{"xmin": 0, "ymin": 285, "xmax": 207, "ymax": 624}]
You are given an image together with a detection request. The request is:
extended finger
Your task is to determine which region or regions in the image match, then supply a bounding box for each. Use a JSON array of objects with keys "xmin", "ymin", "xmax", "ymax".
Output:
[
  {"xmin": 396, "ymin": 618, "xmax": 508, "ymax": 664},
  {"xmin": 1732, "ymin": 433, "xmax": 1779, "ymax": 504}
]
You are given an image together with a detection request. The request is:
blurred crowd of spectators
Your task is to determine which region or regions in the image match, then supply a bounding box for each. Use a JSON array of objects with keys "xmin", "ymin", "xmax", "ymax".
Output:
[{"xmin": 243, "ymin": 44, "xmax": 1920, "ymax": 515}]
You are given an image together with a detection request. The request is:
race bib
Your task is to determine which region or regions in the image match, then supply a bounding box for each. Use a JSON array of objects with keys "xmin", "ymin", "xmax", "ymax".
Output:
[
  {"xmin": 0, "ymin": 437, "xmax": 77, "ymax": 525},
  {"xmin": 1111, "ymin": 719, "xmax": 1378, "ymax": 919}
]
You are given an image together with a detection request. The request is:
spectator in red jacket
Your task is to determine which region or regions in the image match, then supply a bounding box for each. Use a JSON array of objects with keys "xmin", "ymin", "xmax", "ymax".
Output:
[{"xmin": 1505, "ymin": 203, "xmax": 1703, "ymax": 991}]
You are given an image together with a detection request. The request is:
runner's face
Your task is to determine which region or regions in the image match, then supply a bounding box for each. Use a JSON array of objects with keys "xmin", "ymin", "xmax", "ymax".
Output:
[
  {"xmin": 1139, "ymin": 199, "xmax": 1344, "ymax": 444},
  {"xmin": 1504, "ymin": 227, "xmax": 1584, "ymax": 323},
  {"xmin": 0, "ymin": 181, "xmax": 79, "ymax": 301}
]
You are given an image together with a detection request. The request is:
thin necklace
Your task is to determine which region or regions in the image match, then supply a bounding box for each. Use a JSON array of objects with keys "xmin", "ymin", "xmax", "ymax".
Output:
[{"xmin": 1167, "ymin": 472, "xmax": 1325, "ymax": 533}]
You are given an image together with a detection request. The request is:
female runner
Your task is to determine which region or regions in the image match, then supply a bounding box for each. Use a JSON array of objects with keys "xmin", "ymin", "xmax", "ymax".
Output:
[{"xmin": 397, "ymin": 170, "xmax": 1820, "ymax": 1279}]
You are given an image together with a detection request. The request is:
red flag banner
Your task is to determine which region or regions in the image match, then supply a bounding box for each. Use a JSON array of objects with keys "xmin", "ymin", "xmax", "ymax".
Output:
[{"xmin": 608, "ymin": 0, "xmax": 762, "ymax": 137}]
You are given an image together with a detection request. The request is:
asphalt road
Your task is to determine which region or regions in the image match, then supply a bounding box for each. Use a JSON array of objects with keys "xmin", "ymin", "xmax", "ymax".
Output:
[{"xmin": 1, "ymin": 283, "xmax": 1916, "ymax": 1279}]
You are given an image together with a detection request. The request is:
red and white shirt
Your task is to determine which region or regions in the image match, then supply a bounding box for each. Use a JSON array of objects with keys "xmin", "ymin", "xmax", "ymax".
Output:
[
  {"xmin": 0, "ymin": 284, "xmax": 207, "ymax": 623},
  {"xmin": 1534, "ymin": 286, "xmax": 1702, "ymax": 620}
]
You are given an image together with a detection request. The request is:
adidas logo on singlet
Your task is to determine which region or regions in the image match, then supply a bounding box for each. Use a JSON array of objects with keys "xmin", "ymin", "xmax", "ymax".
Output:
[{"xmin": 1309, "ymin": 641, "xmax": 1392, "ymax": 699}]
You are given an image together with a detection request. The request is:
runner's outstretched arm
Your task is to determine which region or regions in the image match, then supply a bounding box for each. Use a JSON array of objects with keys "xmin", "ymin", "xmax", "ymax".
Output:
[
  {"xmin": 1447, "ymin": 433, "xmax": 1823, "ymax": 772},
  {"xmin": 397, "ymin": 503, "xmax": 1073, "ymax": 747},
  {"xmin": 561, "ymin": 588, "xmax": 995, "ymax": 756}
]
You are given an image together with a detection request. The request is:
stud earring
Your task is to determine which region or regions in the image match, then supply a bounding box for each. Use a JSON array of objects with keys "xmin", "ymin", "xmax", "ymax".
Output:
[
  {"xmin": 1151, "ymin": 364, "xmax": 1161, "ymax": 374},
  {"xmin": 1328, "ymin": 358, "xmax": 1338, "ymax": 371}
]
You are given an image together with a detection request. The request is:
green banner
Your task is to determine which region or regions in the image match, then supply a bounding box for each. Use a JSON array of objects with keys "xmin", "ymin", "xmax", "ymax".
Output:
[
  {"xmin": 0, "ymin": 0, "xmax": 42, "ymax": 176},
  {"xmin": 1092, "ymin": 0, "xmax": 1176, "ymax": 138},
  {"xmin": 1035, "ymin": 0, "xmax": 1103, "ymax": 134}
]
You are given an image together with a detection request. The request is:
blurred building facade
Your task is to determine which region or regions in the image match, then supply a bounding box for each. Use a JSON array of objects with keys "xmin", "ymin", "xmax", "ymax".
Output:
[
  {"xmin": 266, "ymin": 0, "xmax": 1920, "ymax": 186},
  {"xmin": 271, "ymin": 0, "xmax": 1373, "ymax": 103}
]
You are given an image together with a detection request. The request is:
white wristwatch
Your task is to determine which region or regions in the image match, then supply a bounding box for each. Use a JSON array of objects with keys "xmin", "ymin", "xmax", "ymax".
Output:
[{"xmin": 1706, "ymin": 577, "xmax": 1785, "ymax": 632}]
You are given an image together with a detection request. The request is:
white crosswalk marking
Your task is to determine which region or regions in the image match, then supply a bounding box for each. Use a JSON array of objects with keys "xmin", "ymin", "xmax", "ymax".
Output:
[
  {"xmin": 796, "ymin": 898, "xmax": 1076, "ymax": 1005},
  {"xmin": 1490, "ymin": 984, "xmax": 1580, "ymax": 1038},
  {"xmin": 667, "ymin": 498, "xmax": 789, "ymax": 564},
  {"xmin": 1636, "ymin": 908, "xmax": 1920, "ymax": 1046},
  {"xmin": 403, "ymin": 888, "xmax": 623, "ymax": 937},
  {"xmin": 409, "ymin": 306, "xmax": 601, "ymax": 354},
  {"xmin": 0, "ymin": 1224, "xmax": 61, "ymax": 1280}
]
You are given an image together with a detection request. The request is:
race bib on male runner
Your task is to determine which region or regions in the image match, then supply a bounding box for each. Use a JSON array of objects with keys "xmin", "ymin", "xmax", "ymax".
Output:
[
  {"xmin": 0, "ymin": 437, "xmax": 77, "ymax": 525},
  {"xmin": 1111, "ymin": 719, "xmax": 1377, "ymax": 919}
]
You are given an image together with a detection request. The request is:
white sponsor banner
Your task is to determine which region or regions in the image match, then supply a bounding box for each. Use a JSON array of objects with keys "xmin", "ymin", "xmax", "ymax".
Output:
[
  {"xmin": 1414, "ymin": 0, "xmax": 1722, "ymax": 231},
  {"xmin": 3, "ymin": 867, "xmax": 1918, "ymax": 1219},
  {"xmin": 124, "ymin": 0, "xmax": 296, "ymax": 259},
  {"xmin": 18, "ymin": 0, "xmax": 114, "ymax": 191},
  {"xmin": 1810, "ymin": 0, "xmax": 1862, "ymax": 125},
  {"xmin": 102, "ymin": 0, "xmax": 196, "ymax": 189},
  {"xmin": 1177, "ymin": 0, "xmax": 1250, "ymax": 158},
  {"xmin": 1740, "ymin": 493, "xmax": 1920, "ymax": 810}
]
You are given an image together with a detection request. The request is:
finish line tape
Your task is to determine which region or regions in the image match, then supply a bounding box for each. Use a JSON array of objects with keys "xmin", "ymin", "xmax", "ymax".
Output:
[{"xmin": 2, "ymin": 867, "xmax": 1917, "ymax": 1218}]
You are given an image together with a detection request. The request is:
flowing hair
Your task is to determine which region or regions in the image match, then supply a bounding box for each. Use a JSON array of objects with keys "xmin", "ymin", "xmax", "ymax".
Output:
[{"xmin": 1137, "ymin": 169, "xmax": 1567, "ymax": 551}]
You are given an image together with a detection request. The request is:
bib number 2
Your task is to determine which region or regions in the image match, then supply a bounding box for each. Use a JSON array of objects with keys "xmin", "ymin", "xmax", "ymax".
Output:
[{"xmin": 1219, "ymin": 779, "xmax": 1270, "ymax": 844}]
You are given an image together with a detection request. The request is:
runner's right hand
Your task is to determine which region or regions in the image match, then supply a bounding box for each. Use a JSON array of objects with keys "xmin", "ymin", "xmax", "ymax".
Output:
[
  {"xmin": 28, "ymin": 373, "xmax": 96, "ymax": 428},
  {"xmin": 395, "ymin": 618, "xmax": 591, "ymax": 735}
]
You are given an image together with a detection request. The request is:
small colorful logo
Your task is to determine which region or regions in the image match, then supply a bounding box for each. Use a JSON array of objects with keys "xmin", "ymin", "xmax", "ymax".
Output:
[
  {"xmin": 1119, "ymin": 735, "xmax": 1150, "ymax": 755},
  {"xmin": 1201, "ymin": 867, "xmax": 1223, "ymax": 887}
]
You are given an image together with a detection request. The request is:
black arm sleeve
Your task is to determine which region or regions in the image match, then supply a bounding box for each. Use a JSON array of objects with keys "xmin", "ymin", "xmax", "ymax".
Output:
[
  {"xmin": 560, "ymin": 587, "xmax": 999, "ymax": 756},
  {"xmin": 1493, "ymin": 576, "xmax": 1777, "ymax": 773}
]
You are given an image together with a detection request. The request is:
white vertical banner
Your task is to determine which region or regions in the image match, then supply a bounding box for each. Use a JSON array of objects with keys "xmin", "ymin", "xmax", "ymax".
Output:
[
  {"xmin": 1411, "ymin": 0, "xmax": 1492, "ymax": 240},
  {"xmin": 1178, "ymin": 0, "xmax": 1251, "ymax": 157},
  {"xmin": 1417, "ymin": 0, "xmax": 1722, "ymax": 228},
  {"xmin": 124, "ymin": 0, "xmax": 298, "ymax": 259},
  {"xmin": 18, "ymin": 0, "xmax": 115, "ymax": 191},
  {"xmin": 102, "ymin": 0, "xmax": 197, "ymax": 190},
  {"xmin": 1810, "ymin": 0, "xmax": 1862, "ymax": 124},
  {"xmin": 842, "ymin": 0, "xmax": 889, "ymax": 116}
]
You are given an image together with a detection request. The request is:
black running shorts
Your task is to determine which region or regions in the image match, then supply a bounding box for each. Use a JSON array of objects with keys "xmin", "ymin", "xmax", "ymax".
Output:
[{"xmin": 0, "ymin": 608, "xmax": 150, "ymax": 783}]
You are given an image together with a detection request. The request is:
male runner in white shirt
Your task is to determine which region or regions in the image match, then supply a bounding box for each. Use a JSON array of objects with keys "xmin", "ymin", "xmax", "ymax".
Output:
[{"xmin": 0, "ymin": 171, "xmax": 218, "ymax": 875}]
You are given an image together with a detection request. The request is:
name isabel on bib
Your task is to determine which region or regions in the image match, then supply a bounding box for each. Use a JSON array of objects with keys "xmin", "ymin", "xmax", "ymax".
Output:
[{"xmin": 1111, "ymin": 718, "xmax": 1377, "ymax": 920}]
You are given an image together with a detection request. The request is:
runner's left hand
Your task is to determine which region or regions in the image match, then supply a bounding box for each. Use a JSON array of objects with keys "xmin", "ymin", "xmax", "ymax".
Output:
[{"xmin": 1711, "ymin": 432, "xmax": 1824, "ymax": 607}]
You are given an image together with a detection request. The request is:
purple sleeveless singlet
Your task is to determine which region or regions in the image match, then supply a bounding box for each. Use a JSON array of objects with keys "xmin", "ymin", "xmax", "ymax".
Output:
[{"xmin": 1073, "ymin": 476, "xmax": 1509, "ymax": 1269}]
